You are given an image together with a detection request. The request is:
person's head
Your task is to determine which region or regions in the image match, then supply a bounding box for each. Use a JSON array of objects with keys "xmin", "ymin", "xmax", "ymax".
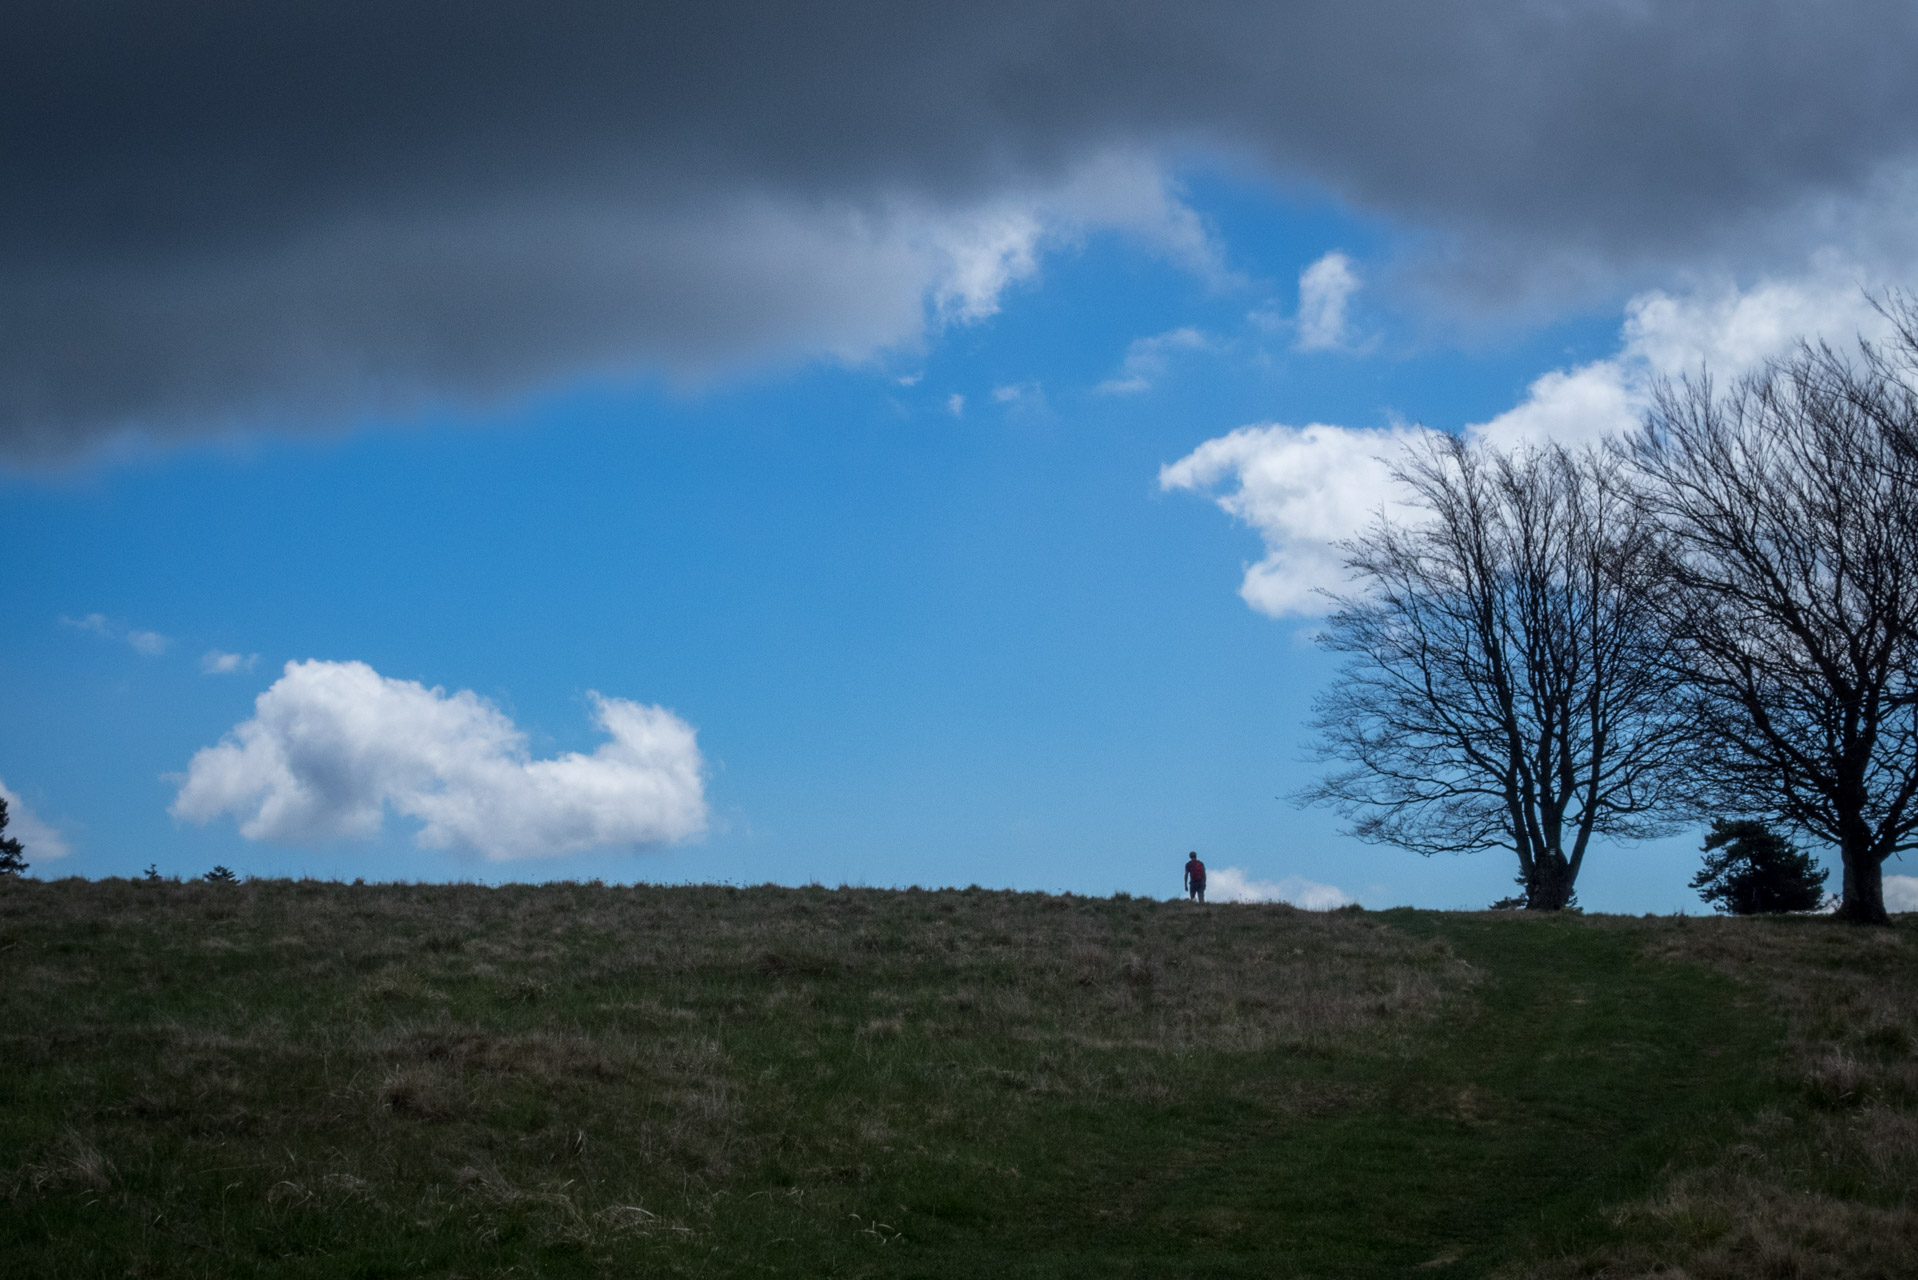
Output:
[{"xmin": 1187, "ymin": 851, "xmax": 1198, "ymax": 860}]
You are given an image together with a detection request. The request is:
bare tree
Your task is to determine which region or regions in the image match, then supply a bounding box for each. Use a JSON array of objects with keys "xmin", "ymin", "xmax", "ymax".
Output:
[
  {"xmin": 1629, "ymin": 319, "xmax": 1918, "ymax": 925},
  {"xmin": 1304, "ymin": 436, "xmax": 1689, "ymax": 909}
]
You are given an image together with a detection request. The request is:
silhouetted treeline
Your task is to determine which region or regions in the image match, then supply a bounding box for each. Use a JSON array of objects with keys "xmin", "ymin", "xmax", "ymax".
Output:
[{"xmin": 1307, "ymin": 295, "xmax": 1918, "ymax": 923}]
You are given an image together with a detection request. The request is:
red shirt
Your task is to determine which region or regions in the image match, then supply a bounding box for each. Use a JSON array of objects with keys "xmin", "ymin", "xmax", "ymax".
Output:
[{"xmin": 1185, "ymin": 857, "xmax": 1206, "ymax": 887}]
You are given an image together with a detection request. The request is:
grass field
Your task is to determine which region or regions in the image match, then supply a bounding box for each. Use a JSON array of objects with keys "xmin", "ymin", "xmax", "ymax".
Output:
[{"xmin": 2, "ymin": 878, "xmax": 1915, "ymax": 1278}]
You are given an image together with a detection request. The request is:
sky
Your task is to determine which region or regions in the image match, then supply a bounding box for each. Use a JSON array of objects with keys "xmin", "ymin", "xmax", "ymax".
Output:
[{"xmin": 8, "ymin": 1, "xmax": 1918, "ymax": 911}]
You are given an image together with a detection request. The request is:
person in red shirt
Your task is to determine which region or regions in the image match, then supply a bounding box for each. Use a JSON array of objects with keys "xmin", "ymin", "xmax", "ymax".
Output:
[{"xmin": 1184, "ymin": 852, "xmax": 1206, "ymax": 903}]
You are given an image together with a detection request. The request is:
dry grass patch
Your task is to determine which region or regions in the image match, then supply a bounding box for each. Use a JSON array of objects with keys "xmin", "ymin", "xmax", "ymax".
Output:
[{"xmin": 9, "ymin": 1129, "xmax": 115, "ymax": 1195}]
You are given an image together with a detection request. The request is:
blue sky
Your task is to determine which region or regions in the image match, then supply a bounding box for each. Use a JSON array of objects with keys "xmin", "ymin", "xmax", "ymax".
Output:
[{"xmin": 7, "ymin": 4, "xmax": 1918, "ymax": 909}]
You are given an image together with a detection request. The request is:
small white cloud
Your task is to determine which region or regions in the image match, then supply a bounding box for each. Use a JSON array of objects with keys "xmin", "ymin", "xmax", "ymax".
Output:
[
  {"xmin": 918, "ymin": 151, "xmax": 1228, "ymax": 330},
  {"xmin": 1247, "ymin": 300, "xmax": 1287, "ymax": 333},
  {"xmin": 171, "ymin": 659, "xmax": 708, "ymax": 860},
  {"xmin": 991, "ymin": 380, "xmax": 1046, "ymax": 409},
  {"xmin": 930, "ymin": 207, "xmax": 1045, "ymax": 323},
  {"xmin": 895, "ymin": 373, "xmax": 922, "ymax": 387},
  {"xmin": 1886, "ymin": 875, "xmax": 1918, "ymax": 913},
  {"xmin": 1027, "ymin": 148, "xmax": 1236, "ymax": 287},
  {"xmin": 0, "ymin": 778, "xmax": 70, "ymax": 861},
  {"xmin": 201, "ymin": 650, "xmax": 261, "ymax": 675},
  {"xmin": 1206, "ymin": 866, "xmax": 1354, "ymax": 910},
  {"xmin": 60, "ymin": 612, "xmax": 170, "ymax": 655},
  {"xmin": 1096, "ymin": 326, "xmax": 1212, "ymax": 395},
  {"xmin": 1296, "ymin": 251, "xmax": 1361, "ymax": 351},
  {"xmin": 946, "ymin": 392, "xmax": 966, "ymax": 417}
]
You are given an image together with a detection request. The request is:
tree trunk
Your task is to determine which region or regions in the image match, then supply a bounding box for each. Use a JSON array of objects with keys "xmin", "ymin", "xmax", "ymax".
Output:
[
  {"xmin": 1526, "ymin": 855, "xmax": 1577, "ymax": 911},
  {"xmin": 1835, "ymin": 842, "xmax": 1890, "ymax": 925}
]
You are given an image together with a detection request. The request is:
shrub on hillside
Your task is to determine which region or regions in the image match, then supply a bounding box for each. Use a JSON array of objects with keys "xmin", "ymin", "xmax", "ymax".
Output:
[
  {"xmin": 1690, "ymin": 819, "xmax": 1828, "ymax": 915},
  {"xmin": 0, "ymin": 798, "xmax": 26, "ymax": 877}
]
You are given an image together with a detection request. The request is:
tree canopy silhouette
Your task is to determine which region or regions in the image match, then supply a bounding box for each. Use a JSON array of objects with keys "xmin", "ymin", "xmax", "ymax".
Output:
[
  {"xmin": 1303, "ymin": 437, "xmax": 1689, "ymax": 910},
  {"xmin": 1629, "ymin": 301, "xmax": 1918, "ymax": 924}
]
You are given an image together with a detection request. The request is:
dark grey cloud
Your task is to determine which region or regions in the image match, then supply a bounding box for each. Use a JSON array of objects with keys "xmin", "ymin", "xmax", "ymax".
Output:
[{"xmin": 8, "ymin": 0, "xmax": 1918, "ymax": 457}]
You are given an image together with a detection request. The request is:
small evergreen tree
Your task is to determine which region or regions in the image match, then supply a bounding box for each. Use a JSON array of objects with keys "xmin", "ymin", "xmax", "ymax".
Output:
[
  {"xmin": 0, "ymin": 798, "xmax": 27, "ymax": 877},
  {"xmin": 1691, "ymin": 819, "xmax": 1828, "ymax": 914},
  {"xmin": 203, "ymin": 865, "xmax": 239, "ymax": 884}
]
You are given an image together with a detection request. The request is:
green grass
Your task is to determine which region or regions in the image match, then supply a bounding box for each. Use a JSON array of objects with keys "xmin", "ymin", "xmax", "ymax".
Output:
[{"xmin": 2, "ymin": 878, "xmax": 1914, "ymax": 1277}]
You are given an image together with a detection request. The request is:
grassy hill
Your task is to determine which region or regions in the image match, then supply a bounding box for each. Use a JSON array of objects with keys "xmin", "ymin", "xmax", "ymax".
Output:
[{"xmin": 2, "ymin": 878, "xmax": 1915, "ymax": 1277}]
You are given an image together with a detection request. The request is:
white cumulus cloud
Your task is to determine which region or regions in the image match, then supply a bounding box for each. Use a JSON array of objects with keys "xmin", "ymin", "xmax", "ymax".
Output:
[
  {"xmin": 0, "ymin": 778, "xmax": 70, "ymax": 861},
  {"xmin": 1159, "ymin": 421, "xmax": 1433, "ymax": 616},
  {"xmin": 1295, "ymin": 251, "xmax": 1361, "ymax": 351},
  {"xmin": 1474, "ymin": 261, "xmax": 1894, "ymax": 451},
  {"xmin": 171, "ymin": 660, "xmax": 707, "ymax": 860},
  {"xmin": 1166, "ymin": 263, "xmax": 1901, "ymax": 617},
  {"xmin": 201, "ymin": 650, "xmax": 260, "ymax": 675},
  {"xmin": 1205, "ymin": 866, "xmax": 1354, "ymax": 910}
]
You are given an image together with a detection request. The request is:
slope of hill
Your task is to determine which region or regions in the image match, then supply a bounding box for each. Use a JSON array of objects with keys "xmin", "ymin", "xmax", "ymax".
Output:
[{"xmin": 2, "ymin": 878, "xmax": 1913, "ymax": 1277}]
